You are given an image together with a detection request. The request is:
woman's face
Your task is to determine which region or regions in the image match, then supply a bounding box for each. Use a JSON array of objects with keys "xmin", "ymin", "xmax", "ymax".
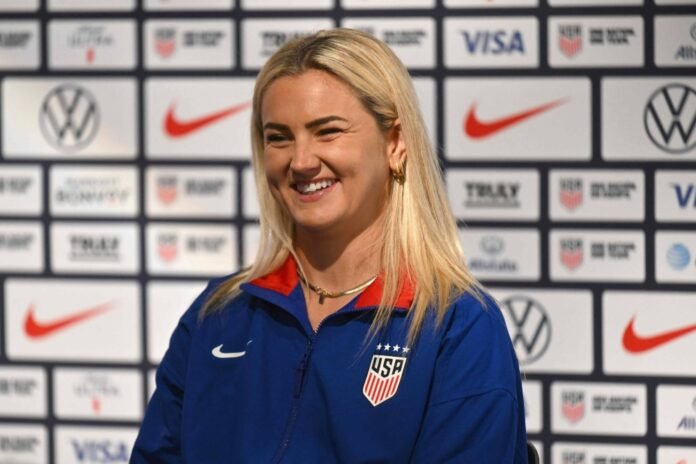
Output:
[{"xmin": 261, "ymin": 69, "xmax": 403, "ymax": 237}]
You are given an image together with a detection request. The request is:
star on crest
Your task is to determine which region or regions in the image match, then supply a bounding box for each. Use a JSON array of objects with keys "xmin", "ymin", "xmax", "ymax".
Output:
[
  {"xmin": 393, "ymin": 344, "xmax": 401, "ymax": 352},
  {"xmin": 376, "ymin": 343, "xmax": 382, "ymax": 350},
  {"xmin": 402, "ymin": 346, "xmax": 410, "ymax": 354},
  {"xmin": 384, "ymin": 343, "xmax": 391, "ymax": 351}
]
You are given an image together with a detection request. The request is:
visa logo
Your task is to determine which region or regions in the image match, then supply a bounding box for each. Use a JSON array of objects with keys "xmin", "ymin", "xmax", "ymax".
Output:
[
  {"xmin": 461, "ymin": 30, "xmax": 525, "ymax": 54},
  {"xmin": 673, "ymin": 184, "xmax": 696, "ymax": 208},
  {"xmin": 71, "ymin": 440, "xmax": 129, "ymax": 463}
]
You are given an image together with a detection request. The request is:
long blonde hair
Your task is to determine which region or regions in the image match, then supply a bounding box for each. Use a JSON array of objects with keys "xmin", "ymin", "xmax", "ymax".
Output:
[{"xmin": 204, "ymin": 28, "xmax": 480, "ymax": 341}]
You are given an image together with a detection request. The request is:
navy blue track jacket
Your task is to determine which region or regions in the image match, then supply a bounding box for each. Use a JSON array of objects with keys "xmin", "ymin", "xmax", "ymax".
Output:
[{"xmin": 132, "ymin": 256, "xmax": 528, "ymax": 463}]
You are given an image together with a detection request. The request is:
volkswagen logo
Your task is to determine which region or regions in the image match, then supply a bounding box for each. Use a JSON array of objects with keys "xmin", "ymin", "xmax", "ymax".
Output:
[
  {"xmin": 644, "ymin": 83, "xmax": 696, "ymax": 155},
  {"xmin": 501, "ymin": 295, "xmax": 551, "ymax": 365},
  {"xmin": 39, "ymin": 83, "xmax": 99, "ymax": 152}
]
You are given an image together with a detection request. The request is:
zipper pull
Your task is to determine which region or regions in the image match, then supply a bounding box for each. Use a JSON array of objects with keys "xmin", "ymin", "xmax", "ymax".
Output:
[{"xmin": 294, "ymin": 342, "xmax": 312, "ymax": 398}]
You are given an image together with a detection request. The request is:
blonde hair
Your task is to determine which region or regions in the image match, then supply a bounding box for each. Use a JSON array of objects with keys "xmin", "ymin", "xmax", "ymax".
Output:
[{"xmin": 204, "ymin": 28, "xmax": 481, "ymax": 341}]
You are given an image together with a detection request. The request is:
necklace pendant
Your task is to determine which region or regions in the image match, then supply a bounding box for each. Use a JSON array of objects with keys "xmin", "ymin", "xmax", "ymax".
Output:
[{"xmin": 318, "ymin": 290, "xmax": 326, "ymax": 304}]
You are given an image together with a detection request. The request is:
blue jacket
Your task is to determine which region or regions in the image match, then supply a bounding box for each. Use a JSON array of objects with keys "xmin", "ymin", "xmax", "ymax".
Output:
[{"xmin": 132, "ymin": 257, "xmax": 527, "ymax": 463}]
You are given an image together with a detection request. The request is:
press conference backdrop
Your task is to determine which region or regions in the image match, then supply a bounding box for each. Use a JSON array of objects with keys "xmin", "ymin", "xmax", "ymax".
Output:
[{"xmin": 0, "ymin": 0, "xmax": 695, "ymax": 462}]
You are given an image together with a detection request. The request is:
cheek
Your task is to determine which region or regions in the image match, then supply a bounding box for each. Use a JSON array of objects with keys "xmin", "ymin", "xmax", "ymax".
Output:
[{"xmin": 262, "ymin": 152, "xmax": 283, "ymax": 187}]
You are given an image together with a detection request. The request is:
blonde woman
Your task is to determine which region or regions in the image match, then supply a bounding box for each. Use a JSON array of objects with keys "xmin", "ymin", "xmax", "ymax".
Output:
[{"xmin": 133, "ymin": 29, "xmax": 527, "ymax": 463}]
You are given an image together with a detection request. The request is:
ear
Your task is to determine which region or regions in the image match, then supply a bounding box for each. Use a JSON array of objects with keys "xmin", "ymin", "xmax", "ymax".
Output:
[{"xmin": 386, "ymin": 118, "xmax": 407, "ymax": 171}]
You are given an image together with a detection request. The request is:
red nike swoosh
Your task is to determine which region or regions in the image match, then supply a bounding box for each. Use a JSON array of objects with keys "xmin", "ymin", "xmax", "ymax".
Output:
[
  {"xmin": 464, "ymin": 98, "xmax": 568, "ymax": 139},
  {"xmin": 164, "ymin": 100, "xmax": 252, "ymax": 138},
  {"xmin": 24, "ymin": 301, "xmax": 114, "ymax": 339},
  {"xmin": 622, "ymin": 316, "xmax": 696, "ymax": 353}
]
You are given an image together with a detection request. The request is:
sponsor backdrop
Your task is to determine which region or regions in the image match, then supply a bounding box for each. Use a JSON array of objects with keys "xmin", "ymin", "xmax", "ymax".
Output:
[{"xmin": 0, "ymin": 0, "xmax": 695, "ymax": 462}]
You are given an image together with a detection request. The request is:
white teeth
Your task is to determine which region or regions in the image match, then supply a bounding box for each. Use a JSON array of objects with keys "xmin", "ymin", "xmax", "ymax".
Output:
[{"xmin": 297, "ymin": 180, "xmax": 335, "ymax": 194}]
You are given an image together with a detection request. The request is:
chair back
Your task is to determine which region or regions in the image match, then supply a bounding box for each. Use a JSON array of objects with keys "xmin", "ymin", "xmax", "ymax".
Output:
[{"xmin": 527, "ymin": 442, "xmax": 540, "ymax": 464}]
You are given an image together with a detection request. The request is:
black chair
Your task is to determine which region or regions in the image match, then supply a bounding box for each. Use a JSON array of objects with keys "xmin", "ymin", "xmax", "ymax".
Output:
[{"xmin": 527, "ymin": 442, "xmax": 540, "ymax": 464}]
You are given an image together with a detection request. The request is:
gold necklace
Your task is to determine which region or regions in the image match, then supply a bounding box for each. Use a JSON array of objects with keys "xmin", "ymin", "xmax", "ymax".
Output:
[{"xmin": 297, "ymin": 270, "xmax": 377, "ymax": 304}]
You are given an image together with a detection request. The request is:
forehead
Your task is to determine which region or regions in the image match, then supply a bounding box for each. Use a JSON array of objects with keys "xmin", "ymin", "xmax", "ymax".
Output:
[{"xmin": 261, "ymin": 69, "xmax": 364, "ymax": 123}]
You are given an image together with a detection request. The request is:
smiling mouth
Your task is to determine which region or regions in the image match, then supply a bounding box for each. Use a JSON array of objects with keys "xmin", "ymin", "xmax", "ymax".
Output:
[{"xmin": 294, "ymin": 179, "xmax": 337, "ymax": 195}]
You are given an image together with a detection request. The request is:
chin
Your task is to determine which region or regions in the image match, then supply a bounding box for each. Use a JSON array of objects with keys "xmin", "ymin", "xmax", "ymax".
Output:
[{"xmin": 293, "ymin": 217, "xmax": 340, "ymax": 234}]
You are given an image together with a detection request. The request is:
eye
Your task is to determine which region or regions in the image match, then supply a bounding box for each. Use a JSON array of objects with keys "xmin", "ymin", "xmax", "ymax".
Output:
[
  {"xmin": 265, "ymin": 133, "xmax": 289, "ymax": 144},
  {"xmin": 317, "ymin": 127, "xmax": 342, "ymax": 137}
]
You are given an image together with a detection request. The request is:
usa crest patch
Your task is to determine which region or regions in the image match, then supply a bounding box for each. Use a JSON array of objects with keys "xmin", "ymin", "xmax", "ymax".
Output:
[{"xmin": 363, "ymin": 343, "xmax": 409, "ymax": 407}]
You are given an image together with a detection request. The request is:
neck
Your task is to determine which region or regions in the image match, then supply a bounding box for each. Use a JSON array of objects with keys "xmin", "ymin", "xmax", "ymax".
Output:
[{"xmin": 294, "ymin": 216, "xmax": 384, "ymax": 294}]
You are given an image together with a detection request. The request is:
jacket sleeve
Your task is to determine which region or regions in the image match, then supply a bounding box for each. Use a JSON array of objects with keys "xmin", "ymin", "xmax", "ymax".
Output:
[
  {"xmin": 409, "ymin": 293, "xmax": 528, "ymax": 464},
  {"xmin": 130, "ymin": 282, "xmax": 214, "ymax": 464}
]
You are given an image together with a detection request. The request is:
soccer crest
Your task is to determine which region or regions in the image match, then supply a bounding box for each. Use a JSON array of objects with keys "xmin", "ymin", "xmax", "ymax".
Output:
[
  {"xmin": 559, "ymin": 24, "xmax": 582, "ymax": 58},
  {"xmin": 560, "ymin": 238, "xmax": 583, "ymax": 270},
  {"xmin": 559, "ymin": 178, "xmax": 583, "ymax": 211},
  {"xmin": 363, "ymin": 344, "xmax": 409, "ymax": 407},
  {"xmin": 562, "ymin": 390, "xmax": 585, "ymax": 423}
]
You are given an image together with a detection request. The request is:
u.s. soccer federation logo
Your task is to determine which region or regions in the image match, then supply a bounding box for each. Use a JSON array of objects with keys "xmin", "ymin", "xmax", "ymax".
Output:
[
  {"xmin": 560, "ymin": 238, "xmax": 583, "ymax": 270},
  {"xmin": 562, "ymin": 390, "xmax": 585, "ymax": 424},
  {"xmin": 560, "ymin": 178, "xmax": 583, "ymax": 211},
  {"xmin": 157, "ymin": 234, "xmax": 178, "ymax": 262},
  {"xmin": 157, "ymin": 176, "xmax": 178, "ymax": 205},
  {"xmin": 155, "ymin": 28, "xmax": 176, "ymax": 59},
  {"xmin": 363, "ymin": 343, "xmax": 409, "ymax": 407},
  {"xmin": 559, "ymin": 24, "xmax": 582, "ymax": 58}
]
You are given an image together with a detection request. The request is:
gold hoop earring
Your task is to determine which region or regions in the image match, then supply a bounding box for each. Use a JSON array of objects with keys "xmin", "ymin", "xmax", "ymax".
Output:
[{"xmin": 391, "ymin": 165, "xmax": 405, "ymax": 184}]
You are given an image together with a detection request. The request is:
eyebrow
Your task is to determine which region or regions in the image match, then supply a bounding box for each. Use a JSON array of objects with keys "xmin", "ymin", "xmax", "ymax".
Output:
[{"xmin": 262, "ymin": 115, "xmax": 348, "ymax": 131}]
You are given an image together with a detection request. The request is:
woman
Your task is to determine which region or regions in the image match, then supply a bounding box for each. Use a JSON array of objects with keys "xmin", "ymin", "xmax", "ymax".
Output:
[{"xmin": 133, "ymin": 29, "xmax": 527, "ymax": 463}]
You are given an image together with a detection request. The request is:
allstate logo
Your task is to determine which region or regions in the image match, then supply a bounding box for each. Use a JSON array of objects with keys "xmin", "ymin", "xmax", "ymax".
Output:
[{"xmin": 667, "ymin": 243, "xmax": 691, "ymax": 270}]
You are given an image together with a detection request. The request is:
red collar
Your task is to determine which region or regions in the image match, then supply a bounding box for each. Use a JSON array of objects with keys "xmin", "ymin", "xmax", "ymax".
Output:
[{"xmin": 249, "ymin": 255, "xmax": 415, "ymax": 310}]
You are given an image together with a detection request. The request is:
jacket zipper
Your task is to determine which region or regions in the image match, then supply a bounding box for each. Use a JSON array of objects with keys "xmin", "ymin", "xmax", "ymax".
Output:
[{"xmin": 269, "ymin": 313, "xmax": 347, "ymax": 464}]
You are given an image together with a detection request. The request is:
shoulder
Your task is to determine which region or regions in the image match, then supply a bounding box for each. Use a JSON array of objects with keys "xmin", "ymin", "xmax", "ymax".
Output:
[
  {"xmin": 178, "ymin": 272, "xmax": 252, "ymax": 328},
  {"xmin": 442, "ymin": 288, "xmax": 509, "ymax": 345},
  {"xmin": 428, "ymin": 287, "xmax": 520, "ymax": 401}
]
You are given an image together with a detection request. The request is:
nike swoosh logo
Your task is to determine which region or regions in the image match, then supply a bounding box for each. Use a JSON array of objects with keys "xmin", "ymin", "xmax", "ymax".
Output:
[
  {"xmin": 212, "ymin": 340, "xmax": 252, "ymax": 359},
  {"xmin": 464, "ymin": 98, "xmax": 568, "ymax": 139},
  {"xmin": 622, "ymin": 316, "xmax": 696, "ymax": 353},
  {"xmin": 24, "ymin": 301, "xmax": 114, "ymax": 339},
  {"xmin": 164, "ymin": 100, "xmax": 252, "ymax": 138}
]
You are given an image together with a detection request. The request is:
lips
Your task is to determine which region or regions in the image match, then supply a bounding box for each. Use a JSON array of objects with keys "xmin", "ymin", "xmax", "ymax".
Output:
[
  {"xmin": 292, "ymin": 179, "xmax": 338, "ymax": 202},
  {"xmin": 294, "ymin": 179, "xmax": 337, "ymax": 194}
]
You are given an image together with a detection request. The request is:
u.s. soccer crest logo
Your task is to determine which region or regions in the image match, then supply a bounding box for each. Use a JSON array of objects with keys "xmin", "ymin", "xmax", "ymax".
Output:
[
  {"xmin": 560, "ymin": 178, "xmax": 583, "ymax": 211},
  {"xmin": 560, "ymin": 238, "xmax": 583, "ymax": 270},
  {"xmin": 155, "ymin": 28, "xmax": 176, "ymax": 59},
  {"xmin": 157, "ymin": 175, "xmax": 178, "ymax": 205},
  {"xmin": 561, "ymin": 390, "xmax": 585, "ymax": 424},
  {"xmin": 559, "ymin": 24, "xmax": 582, "ymax": 58},
  {"xmin": 157, "ymin": 234, "xmax": 178, "ymax": 262},
  {"xmin": 363, "ymin": 343, "xmax": 409, "ymax": 407}
]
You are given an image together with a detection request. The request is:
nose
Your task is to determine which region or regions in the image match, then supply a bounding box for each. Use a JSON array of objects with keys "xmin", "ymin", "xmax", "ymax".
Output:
[{"xmin": 289, "ymin": 136, "xmax": 321, "ymax": 177}]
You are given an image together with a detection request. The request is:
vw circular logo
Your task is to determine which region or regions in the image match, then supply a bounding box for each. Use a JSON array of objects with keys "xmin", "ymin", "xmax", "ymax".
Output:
[
  {"xmin": 500, "ymin": 295, "xmax": 551, "ymax": 366},
  {"xmin": 644, "ymin": 83, "xmax": 696, "ymax": 155},
  {"xmin": 39, "ymin": 83, "xmax": 99, "ymax": 152}
]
